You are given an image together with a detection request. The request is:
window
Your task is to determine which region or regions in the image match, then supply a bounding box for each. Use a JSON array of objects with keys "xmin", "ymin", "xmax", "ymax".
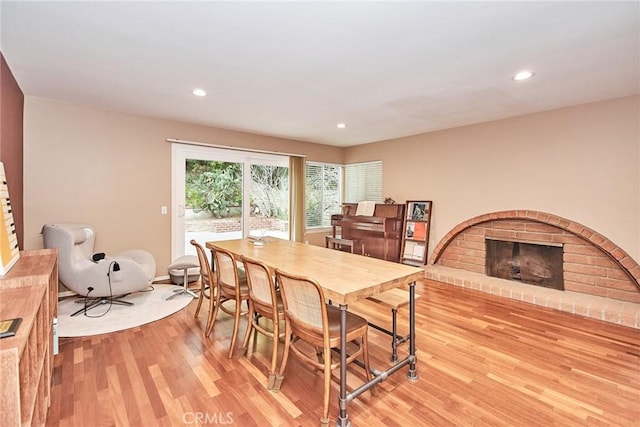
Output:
[
  {"xmin": 344, "ymin": 161, "xmax": 383, "ymax": 203},
  {"xmin": 305, "ymin": 162, "xmax": 342, "ymax": 228},
  {"xmin": 172, "ymin": 143, "xmax": 289, "ymax": 258}
]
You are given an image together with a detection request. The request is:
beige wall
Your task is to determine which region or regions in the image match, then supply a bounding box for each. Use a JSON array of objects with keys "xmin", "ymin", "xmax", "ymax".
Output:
[
  {"xmin": 23, "ymin": 96, "xmax": 640, "ymax": 276},
  {"xmin": 23, "ymin": 97, "xmax": 343, "ymax": 274},
  {"xmin": 344, "ymin": 96, "xmax": 640, "ymax": 263}
]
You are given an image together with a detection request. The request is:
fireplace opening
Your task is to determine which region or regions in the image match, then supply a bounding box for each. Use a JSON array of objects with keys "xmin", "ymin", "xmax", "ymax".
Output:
[{"xmin": 485, "ymin": 238, "xmax": 564, "ymax": 290}]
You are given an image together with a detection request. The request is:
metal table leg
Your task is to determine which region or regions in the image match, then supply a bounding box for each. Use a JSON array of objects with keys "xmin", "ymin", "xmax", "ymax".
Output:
[
  {"xmin": 335, "ymin": 281, "xmax": 419, "ymax": 425},
  {"xmin": 336, "ymin": 304, "xmax": 350, "ymax": 427},
  {"xmin": 407, "ymin": 281, "xmax": 418, "ymax": 381}
]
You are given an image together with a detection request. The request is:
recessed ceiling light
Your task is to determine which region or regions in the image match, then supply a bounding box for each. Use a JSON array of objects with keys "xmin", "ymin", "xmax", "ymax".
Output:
[
  {"xmin": 337, "ymin": 123, "xmax": 347, "ymax": 129},
  {"xmin": 512, "ymin": 71, "xmax": 535, "ymax": 81},
  {"xmin": 192, "ymin": 88, "xmax": 207, "ymax": 97}
]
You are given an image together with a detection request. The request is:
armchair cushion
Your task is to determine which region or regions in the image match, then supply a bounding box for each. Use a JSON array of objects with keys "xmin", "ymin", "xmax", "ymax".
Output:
[{"xmin": 116, "ymin": 250, "xmax": 156, "ymax": 283}]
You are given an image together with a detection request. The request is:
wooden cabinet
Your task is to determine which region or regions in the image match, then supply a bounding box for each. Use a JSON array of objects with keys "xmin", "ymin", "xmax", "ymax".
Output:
[
  {"xmin": 400, "ymin": 201, "xmax": 432, "ymax": 266},
  {"xmin": 0, "ymin": 249, "xmax": 58, "ymax": 426}
]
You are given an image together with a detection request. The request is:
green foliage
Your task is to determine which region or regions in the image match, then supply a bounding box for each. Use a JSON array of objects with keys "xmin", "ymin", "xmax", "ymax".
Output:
[
  {"xmin": 185, "ymin": 160, "xmax": 289, "ymax": 219},
  {"xmin": 186, "ymin": 160, "xmax": 242, "ymax": 218}
]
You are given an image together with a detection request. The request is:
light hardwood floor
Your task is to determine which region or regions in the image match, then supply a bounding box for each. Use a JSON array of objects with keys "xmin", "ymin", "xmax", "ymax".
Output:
[{"xmin": 47, "ymin": 279, "xmax": 640, "ymax": 426}]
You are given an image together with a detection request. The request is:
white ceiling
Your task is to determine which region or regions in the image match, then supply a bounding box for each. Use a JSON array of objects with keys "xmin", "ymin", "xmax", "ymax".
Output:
[{"xmin": 1, "ymin": 1, "xmax": 638, "ymax": 147}]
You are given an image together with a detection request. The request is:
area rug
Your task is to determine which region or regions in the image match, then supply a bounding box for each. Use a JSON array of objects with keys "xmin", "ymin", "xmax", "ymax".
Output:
[{"xmin": 57, "ymin": 284, "xmax": 193, "ymax": 337}]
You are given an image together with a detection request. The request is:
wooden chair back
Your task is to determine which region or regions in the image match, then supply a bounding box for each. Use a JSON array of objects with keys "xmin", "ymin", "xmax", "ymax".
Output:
[
  {"xmin": 191, "ymin": 239, "xmax": 213, "ymax": 290},
  {"xmin": 212, "ymin": 247, "xmax": 242, "ymax": 298},
  {"xmin": 241, "ymin": 256, "xmax": 278, "ymax": 313},
  {"xmin": 275, "ymin": 269, "xmax": 328, "ymax": 340},
  {"xmin": 190, "ymin": 239, "xmax": 214, "ymax": 319}
]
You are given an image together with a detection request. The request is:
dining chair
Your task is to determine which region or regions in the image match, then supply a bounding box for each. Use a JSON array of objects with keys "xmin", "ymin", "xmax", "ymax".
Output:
[
  {"xmin": 190, "ymin": 240, "xmax": 213, "ymax": 319},
  {"xmin": 210, "ymin": 246, "xmax": 250, "ymax": 358},
  {"xmin": 273, "ymin": 268, "xmax": 376, "ymax": 426},
  {"xmin": 240, "ymin": 255, "xmax": 285, "ymax": 389}
]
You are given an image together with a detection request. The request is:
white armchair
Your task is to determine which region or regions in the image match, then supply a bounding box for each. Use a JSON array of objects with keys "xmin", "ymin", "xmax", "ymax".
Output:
[{"xmin": 42, "ymin": 223, "xmax": 156, "ymax": 315}]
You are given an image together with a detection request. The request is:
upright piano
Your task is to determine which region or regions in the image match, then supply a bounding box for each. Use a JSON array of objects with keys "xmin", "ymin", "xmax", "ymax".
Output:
[{"xmin": 330, "ymin": 203, "xmax": 405, "ymax": 262}]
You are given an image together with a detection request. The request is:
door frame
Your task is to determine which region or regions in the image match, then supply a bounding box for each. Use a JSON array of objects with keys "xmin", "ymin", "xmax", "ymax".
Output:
[{"xmin": 171, "ymin": 143, "xmax": 289, "ymax": 259}]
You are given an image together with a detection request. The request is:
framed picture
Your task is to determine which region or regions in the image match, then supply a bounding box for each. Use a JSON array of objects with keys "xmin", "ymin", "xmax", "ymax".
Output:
[
  {"xmin": 411, "ymin": 203, "xmax": 426, "ymax": 220},
  {"xmin": 407, "ymin": 201, "xmax": 429, "ymax": 221},
  {"xmin": 406, "ymin": 221, "xmax": 415, "ymax": 238},
  {"xmin": 0, "ymin": 162, "xmax": 20, "ymax": 275}
]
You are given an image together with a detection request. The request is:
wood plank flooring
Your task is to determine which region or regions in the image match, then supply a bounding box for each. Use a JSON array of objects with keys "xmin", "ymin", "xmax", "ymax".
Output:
[{"xmin": 46, "ymin": 279, "xmax": 640, "ymax": 426}]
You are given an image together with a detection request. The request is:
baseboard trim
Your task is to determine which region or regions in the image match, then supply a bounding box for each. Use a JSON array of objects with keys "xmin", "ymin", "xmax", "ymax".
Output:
[{"xmin": 58, "ymin": 290, "xmax": 76, "ymax": 298}]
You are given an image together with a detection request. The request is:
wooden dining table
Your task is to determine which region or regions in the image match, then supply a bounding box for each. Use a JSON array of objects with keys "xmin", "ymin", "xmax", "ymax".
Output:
[{"xmin": 206, "ymin": 238, "xmax": 424, "ymax": 426}]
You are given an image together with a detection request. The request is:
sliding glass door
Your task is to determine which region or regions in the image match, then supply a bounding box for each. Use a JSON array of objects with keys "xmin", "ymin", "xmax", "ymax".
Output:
[
  {"xmin": 172, "ymin": 144, "xmax": 289, "ymax": 258},
  {"xmin": 247, "ymin": 162, "xmax": 290, "ymax": 239}
]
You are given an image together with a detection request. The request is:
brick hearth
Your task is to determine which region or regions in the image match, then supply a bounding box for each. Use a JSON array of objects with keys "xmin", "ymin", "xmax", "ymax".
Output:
[
  {"xmin": 428, "ymin": 210, "xmax": 640, "ymax": 328},
  {"xmin": 425, "ymin": 265, "xmax": 640, "ymax": 328}
]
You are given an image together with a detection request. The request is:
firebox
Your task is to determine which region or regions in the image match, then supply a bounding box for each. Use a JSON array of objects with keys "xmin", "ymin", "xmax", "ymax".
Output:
[{"xmin": 485, "ymin": 238, "xmax": 564, "ymax": 290}]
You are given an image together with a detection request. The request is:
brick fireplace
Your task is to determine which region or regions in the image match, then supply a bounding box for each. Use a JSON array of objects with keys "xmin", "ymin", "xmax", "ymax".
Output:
[{"xmin": 425, "ymin": 210, "xmax": 640, "ymax": 328}]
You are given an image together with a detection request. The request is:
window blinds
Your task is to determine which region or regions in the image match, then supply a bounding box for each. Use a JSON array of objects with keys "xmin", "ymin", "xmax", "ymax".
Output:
[{"xmin": 344, "ymin": 161, "xmax": 383, "ymax": 203}]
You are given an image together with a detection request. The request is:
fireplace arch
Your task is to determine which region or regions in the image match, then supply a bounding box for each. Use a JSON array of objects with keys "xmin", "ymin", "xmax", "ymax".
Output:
[{"xmin": 430, "ymin": 210, "xmax": 639, "ymax": 302}]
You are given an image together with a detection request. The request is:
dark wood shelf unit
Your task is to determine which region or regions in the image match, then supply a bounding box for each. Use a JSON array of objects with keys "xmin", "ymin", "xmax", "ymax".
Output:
[{"xmin": 400, "ymin": 201, "xmax": 433, "ymax": 266}]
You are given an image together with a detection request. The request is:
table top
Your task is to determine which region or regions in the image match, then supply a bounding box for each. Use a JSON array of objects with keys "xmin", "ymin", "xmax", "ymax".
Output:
[{"xmin": 206, "ymin": 238, "xmax": 424, "ymax": 305}]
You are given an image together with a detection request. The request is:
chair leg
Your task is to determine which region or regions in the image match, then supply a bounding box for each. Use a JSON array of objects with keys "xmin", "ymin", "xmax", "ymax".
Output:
[
  {"xmin": 273, "ymin": 322, "xmax": 291, "ymax": 392},
  {"xmin": 240, "ymin": 304, "xmax": 256, "ymax": 354},
  {"xmin": 267, "ymin": 317, "xmax": 279, "ymax": 390},
  {"xmin": 70, "ymin": 296, "xmax": 134, "ymax": 317},
  {"xmin": 70, "ymin": 297, "xmax": 104, "ymax": 316},
  {"xmin": 267, "ymin": 374, "xmax": 277, "ymax": 390},
  {"xmin": 227, "ymin": 298, "xmax": 243, "ymax": 358},
  {"xmin": 205, "ymin": 288, "xmax": 221, "ymax": 337},
  {"xmin": 194, "ymin": 278, "xmax": 206, "ymax": 318}
]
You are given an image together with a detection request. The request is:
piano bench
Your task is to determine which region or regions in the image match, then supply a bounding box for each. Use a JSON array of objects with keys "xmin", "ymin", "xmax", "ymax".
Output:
[{"xmin": 325, "ymin": 236, "xmax": 364, "ymax": 255}]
